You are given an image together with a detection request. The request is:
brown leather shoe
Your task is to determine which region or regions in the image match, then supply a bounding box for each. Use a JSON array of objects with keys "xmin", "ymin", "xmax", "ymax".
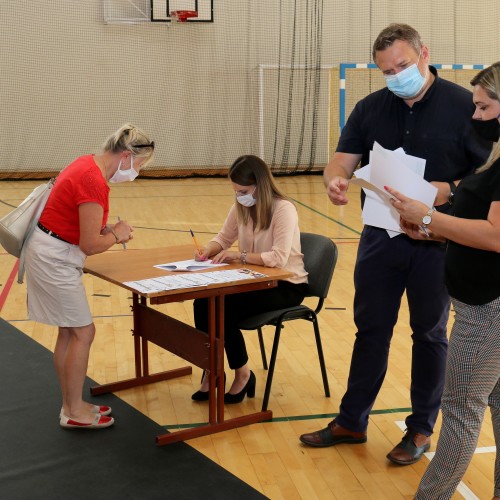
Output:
[
  {"xmin": 386, "ymin": 428, "xmax": 431, "ymax": 465},
  {"xmin": 299, "ymin": 419, "xmax": 367, "ymax": 447}
]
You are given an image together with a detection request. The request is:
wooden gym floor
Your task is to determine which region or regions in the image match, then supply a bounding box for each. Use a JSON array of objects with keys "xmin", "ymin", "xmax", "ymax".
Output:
[{"xmin": 0, "ymin": 175, "xmax": 494, "ymax": 499}]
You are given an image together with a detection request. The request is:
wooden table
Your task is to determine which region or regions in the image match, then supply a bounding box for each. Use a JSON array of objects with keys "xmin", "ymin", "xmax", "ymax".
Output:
[{"xmin": 84, "ymin": 245, "xmax": 292, "ymax": 445}]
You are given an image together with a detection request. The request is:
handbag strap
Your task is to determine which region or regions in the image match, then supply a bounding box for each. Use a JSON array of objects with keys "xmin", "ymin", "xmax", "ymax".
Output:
[{"xmin": 17, "ymin": 177, "xmax": 57, "ymax": 284}]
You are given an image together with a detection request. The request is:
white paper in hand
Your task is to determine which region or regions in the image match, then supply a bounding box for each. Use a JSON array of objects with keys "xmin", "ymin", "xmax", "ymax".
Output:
[{"xmin": 351, "ymin": 165, "xmax": 402, "ymax": 235}]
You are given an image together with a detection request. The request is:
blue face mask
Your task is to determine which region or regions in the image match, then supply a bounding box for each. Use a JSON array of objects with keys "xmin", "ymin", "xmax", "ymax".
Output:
[{"xmin": 384, "ymin": 53, "xmax": 427, "ymax": 99}]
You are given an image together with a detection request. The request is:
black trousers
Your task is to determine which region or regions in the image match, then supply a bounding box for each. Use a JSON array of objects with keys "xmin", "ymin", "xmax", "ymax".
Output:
[
  {"xmin": 337, "ymin": 226, "xmax": 450, "ymax": 435},
  {"xmin": 193, "ymin": 281, "xmax": 307, "ymax": 370}
]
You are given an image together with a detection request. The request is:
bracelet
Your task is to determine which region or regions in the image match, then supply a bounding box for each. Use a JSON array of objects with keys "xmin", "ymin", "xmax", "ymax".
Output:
[
  {"xmin": 110, "ymin": 229, "xmax": 120, "ymax": 244},
  {"xmin": 240, "ymin": 250, "xmax": 247, "ymax": 265}
]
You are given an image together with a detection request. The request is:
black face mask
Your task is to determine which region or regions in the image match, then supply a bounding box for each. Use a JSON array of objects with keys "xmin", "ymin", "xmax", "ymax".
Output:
[{"xmin": 471, "ymin": 116, "xmax": 500, "ymax": 142}]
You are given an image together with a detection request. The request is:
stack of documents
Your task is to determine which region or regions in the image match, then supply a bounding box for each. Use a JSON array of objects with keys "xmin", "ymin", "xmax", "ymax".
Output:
[
  {"xmin": 124, "ymin": 268, "xmax": 267, "ymax": 294},
  {"xmin": 349, "ymin": 142, "xmax": 437, "ymax": 237}
]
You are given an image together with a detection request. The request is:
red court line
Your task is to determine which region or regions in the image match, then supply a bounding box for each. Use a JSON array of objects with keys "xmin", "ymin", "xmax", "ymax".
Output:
[{"xmin": 0, "ymin": 259, "xmax": 19, "ymax": 313}]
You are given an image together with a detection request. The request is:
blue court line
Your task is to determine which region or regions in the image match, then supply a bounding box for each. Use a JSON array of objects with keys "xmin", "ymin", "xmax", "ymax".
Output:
[{"xmin": 163, "ymin": 407, "xmax": 413, "ymax": 430}]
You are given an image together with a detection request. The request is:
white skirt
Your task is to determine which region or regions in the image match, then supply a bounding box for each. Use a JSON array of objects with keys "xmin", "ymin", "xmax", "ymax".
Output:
[{"xmin": 24, "ymin": 227, "xmax": 92, "ymax": 327}]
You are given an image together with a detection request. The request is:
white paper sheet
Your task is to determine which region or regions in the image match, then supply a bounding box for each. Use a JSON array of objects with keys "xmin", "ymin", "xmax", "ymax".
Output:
[
  {"xmin": 123, "ymin": 268, "xmax": 268, "ymax": 294},
  {"xmin": 392, "ymin": 147, "xmax": 426, "ymax": 177},
  {"xmin": 349, "ymin": 177, "xmax": 392, "ymax": 200},
  {"xmin": 154, "ymin": 259, "xmax": 228, "ymax": 272},
  {"xmin": 351, "ymin": 164, "xmax": 402, "ymax": 236},
  {"xmin": 370, "ymin": 143, "xmax": 437, "ymax": 205},
  {"xmin": 351, "ymin": 144, "xmax": 437, "ymax": 237}
]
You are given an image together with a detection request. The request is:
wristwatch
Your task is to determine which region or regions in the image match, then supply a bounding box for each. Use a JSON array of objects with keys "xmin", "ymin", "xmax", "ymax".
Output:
[
  {"xmin": 422, "ymin": 208, "xmax": 435, "ymax": 227},
  {"xmin": 240, "ymin": 250, "xmax": 247, "ymax": 265},
  {"xmin": 448, "ymin": 181, "xmax": 456, "ymax": 205}
]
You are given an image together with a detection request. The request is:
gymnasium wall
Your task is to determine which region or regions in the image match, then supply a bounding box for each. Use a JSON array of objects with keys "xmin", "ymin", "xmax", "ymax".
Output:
[{"xmin": 0, "ymin": 0, "xmax": 498, "ymax": 178}]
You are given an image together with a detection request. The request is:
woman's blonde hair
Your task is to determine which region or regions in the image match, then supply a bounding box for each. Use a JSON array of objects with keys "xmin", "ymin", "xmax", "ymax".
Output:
[
  {"xmin": 471, "ymin": 62, "xmax": 500, "ymax": 173},
  {"xmin": 102, "ymin": 123, "xmax": 155, "ymax": 166},
  {"xmin": 228, "ymin": 155, "xmax": 289, "ymax": 231}
]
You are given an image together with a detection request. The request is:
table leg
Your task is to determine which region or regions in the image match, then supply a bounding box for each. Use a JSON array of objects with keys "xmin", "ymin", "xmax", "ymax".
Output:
[
  {"xmin": 90, "ymin": 293, "xmax": 193, "ymax": 396},
  {"xmin": 207, "ymin": 295, "xmax": 216, "ymax": 424},
  {"xmin": 155, "ymin": 411, "xmax": 273, "ymax": 445},
  {"xmin": 216, "ymin": 295, "xmax": 225, "ymax": 422},
  {"xmin": 155, "ymin": 293, "xmax": 274, "ymax": 446}
]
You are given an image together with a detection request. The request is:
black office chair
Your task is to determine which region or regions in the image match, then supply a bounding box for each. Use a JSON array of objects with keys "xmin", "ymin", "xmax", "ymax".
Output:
[{"xmin": 238, "ymin": 232, "xmax": 338, "ymax": 411}]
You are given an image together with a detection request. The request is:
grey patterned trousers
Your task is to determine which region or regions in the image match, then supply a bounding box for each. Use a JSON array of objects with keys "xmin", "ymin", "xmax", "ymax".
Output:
[{"xmin": 415, "ymin": 296, "xmax": 500, "ymax": 499}]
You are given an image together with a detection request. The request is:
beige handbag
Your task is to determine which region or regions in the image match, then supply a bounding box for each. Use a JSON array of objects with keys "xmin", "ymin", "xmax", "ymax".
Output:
[{"xmin": 0, "ymin": 178, "xmax": 56, "ymax": 282}]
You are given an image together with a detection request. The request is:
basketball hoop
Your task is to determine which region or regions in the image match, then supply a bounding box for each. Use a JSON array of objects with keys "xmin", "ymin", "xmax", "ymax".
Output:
[{"xmin": 170, "ymin": 10, "xmax": 198, "ymax": 22}]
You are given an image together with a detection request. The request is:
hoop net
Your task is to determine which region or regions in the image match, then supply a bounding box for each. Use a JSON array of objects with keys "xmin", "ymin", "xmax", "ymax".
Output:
[{"xmin": 170, "ymin": 10, "xmax": 198, "ymax": 22}]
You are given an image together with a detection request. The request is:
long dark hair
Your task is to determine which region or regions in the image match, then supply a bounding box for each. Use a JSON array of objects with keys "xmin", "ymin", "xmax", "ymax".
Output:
[{"xmin": 229, "ymin": 155, "xmax": 289, "ymax": 230}]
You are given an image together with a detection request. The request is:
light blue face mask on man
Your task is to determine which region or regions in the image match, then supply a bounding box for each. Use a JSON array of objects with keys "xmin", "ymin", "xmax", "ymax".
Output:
[{"xmin": 384, "ymin": 52, "xmax": 426, "ymax": 99}]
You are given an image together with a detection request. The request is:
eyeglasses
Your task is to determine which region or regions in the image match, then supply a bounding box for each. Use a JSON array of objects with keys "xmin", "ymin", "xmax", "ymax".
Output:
[{"xmin": 133, "ymin": 141, "xmax": 155, "ymax": 150}]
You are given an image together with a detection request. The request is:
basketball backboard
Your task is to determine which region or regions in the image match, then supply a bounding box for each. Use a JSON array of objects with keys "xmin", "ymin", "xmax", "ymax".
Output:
[
  {"xmin": 103, "ymin": 0, "xmax": 150, "ymax": 24},
  {"xmin": 151, "ymin": 0, "xmax": 213, "ymax": 22}
]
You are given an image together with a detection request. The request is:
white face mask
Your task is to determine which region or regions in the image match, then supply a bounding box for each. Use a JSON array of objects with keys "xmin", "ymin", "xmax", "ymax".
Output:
[
  {"xmin": 109, "ymin": 156, "xmax": 139, "ymax": 183},
  {"xmin": 236, "ymin": 186, "xmax": 257, "ymax": 207}
]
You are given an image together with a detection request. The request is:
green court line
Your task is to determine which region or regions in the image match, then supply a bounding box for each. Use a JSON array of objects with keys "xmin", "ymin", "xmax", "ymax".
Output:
[
  {"xmin": 290, "ymin": 197, "xmax": 362, "ymax": 236},
  {"xmin": 162, "ymin": 407, "xmax": 413, "ymax": 430}
]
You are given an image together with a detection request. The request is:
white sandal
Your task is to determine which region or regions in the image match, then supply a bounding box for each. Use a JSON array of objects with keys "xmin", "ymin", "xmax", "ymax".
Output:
[
  {"xmin": 60, "ymin": 412, "xmax": 114, "ymax": 429},
  {"xmin": 59, "ymin": 404, "xmax": 112, "ymax": 418}
]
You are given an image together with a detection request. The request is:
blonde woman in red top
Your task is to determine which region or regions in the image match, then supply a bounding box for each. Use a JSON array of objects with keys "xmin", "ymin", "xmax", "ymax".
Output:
[{"xmin": 24, "ymin": 123, "xmax": 154, "ymax": 429}]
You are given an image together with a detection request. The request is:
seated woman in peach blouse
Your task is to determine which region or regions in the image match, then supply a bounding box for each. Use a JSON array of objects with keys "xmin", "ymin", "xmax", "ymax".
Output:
[{"xmin": 192, "ymin": 155, "xmax": 308, "ymax": 404}]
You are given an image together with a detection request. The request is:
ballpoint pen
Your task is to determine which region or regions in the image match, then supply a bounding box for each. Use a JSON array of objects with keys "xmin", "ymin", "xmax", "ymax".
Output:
[
  {"xmin": 118, "ymin": 216, "xmax": 127, "ymax": 250},
  {"xmin": 419, "ymin": 225, "xmax": 430, "ymax": 237},
  {"xmin": 189, "ymin": 229, "xmax": 206, "ymax": 260}
]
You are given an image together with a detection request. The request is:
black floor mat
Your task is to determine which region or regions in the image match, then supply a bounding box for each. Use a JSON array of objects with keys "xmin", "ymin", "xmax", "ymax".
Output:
[{"xmin": 0, "ymin": 318, "xmax": 266, "ymax": 500}]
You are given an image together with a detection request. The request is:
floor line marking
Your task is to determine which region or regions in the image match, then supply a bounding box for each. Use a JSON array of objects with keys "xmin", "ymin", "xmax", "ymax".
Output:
[
  {"xmin": 162, "ymin": 407, "xmax": 414, "ymax": 429},
  {"xmin": 0, "ymin": 260, "xmax": 19, "ymax": 313},
  {"xmin": 290, "ymin": 197, "xmax": 362, "ymax": 236}
]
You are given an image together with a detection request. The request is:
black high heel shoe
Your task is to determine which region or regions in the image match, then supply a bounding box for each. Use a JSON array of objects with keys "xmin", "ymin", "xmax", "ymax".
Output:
[
  {"xmin": 191, "ymin": 372, "xmax": 226, "ymax": 402},
  {"xmin": 224, "ymin": 371, "xmax": 256, "ymax": 404}
]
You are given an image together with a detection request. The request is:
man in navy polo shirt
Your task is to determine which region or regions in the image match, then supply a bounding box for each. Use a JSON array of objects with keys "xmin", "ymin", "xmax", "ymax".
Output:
[{"xmin": 299, "ymin": 23, "xmax": 491, "ymax": 465}]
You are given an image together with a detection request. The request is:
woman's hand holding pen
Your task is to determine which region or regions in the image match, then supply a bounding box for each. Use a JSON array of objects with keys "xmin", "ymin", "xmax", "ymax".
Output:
[
  {"xmin": 194, "ymin": 248, "xmax": 208, "ymax": 261},
  {"xmin": 193, "ymin": 240, "xmax": 223, "ymax": 261},
  {"xmin": 113, "ymin": 220, "xmax": 134, "ymax": 243},
  {"xmin": 399, "ymin": 220, "xmax": 432, "ymax": 240}
]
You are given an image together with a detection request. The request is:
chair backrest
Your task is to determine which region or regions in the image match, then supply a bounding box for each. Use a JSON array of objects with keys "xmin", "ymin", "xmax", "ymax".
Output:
[{"xmin": 300, "ymin": 232, "xmax": 338, "ymax": 300}]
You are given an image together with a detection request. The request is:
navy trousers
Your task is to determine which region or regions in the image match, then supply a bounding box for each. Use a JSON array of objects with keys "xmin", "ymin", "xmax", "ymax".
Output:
[{"xmin": 336, "ymin": 226, "xmax": 449, "ymax": 436}]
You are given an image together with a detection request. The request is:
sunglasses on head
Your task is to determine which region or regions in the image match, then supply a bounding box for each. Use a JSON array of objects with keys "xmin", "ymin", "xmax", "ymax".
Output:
[{"xmin": 133, "ymin": 141, "xmax": 155, "ymax": 150}]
